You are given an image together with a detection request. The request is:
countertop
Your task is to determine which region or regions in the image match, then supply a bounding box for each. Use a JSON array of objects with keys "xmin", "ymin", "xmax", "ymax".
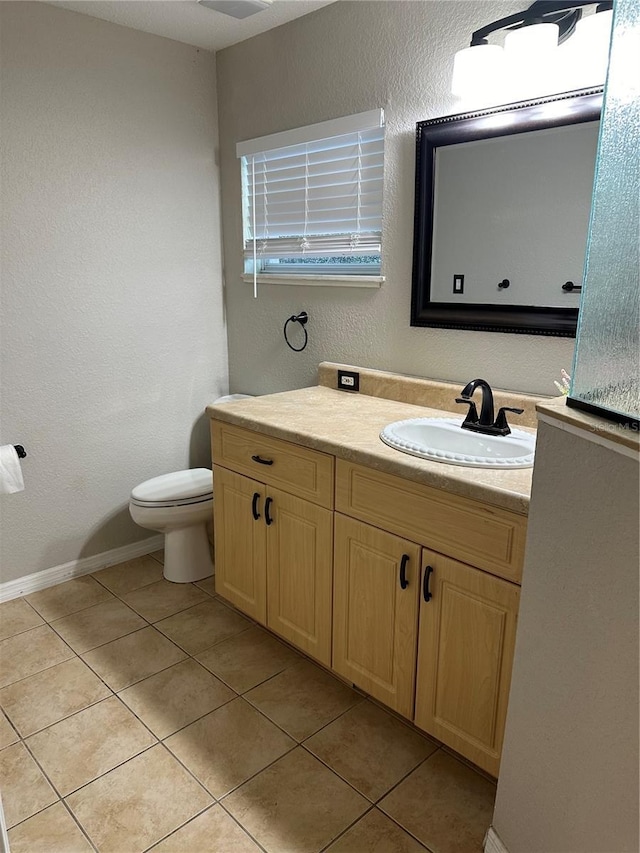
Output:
[{"xmin": 207, "ymin": 385, "xmax": 534, "ymax": 515}]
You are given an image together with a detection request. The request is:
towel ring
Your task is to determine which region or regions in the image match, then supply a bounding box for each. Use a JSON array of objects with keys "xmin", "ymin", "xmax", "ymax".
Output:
[{"xmin": 283, "ymin": 311, "xmax": 309, "ymax": 352}]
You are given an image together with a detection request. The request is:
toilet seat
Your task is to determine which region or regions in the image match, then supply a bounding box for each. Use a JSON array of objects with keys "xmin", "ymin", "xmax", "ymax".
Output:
[{"xmin": 130, "ymin": 468, "xmax": 213, "ymax": 509}]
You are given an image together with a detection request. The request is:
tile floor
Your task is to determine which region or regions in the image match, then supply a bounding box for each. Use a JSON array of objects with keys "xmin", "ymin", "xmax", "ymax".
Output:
[{"xmin": 0, "ymin": 553, "xmax": 496, "ymax": 853}]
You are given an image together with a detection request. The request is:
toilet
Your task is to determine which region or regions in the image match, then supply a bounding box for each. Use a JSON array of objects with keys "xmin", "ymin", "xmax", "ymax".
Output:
[
  {"xmin": 129, "ymin": 394, "xmax": 253, "ymax": 583},
  {"xmin": 129, "ymin": 468, "xmax": 214, "ymax": 583}
]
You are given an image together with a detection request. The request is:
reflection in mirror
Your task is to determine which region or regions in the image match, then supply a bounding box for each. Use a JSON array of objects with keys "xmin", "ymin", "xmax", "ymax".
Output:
[{"xmin": 411, "ymin": 88, "xmax": 603, "ymax": 336}]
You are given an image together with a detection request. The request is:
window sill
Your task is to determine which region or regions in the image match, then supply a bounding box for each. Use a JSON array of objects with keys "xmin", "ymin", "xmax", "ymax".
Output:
[{"xmin": 241, "ymin": 274, "xmax": 384, "ymax": 288}]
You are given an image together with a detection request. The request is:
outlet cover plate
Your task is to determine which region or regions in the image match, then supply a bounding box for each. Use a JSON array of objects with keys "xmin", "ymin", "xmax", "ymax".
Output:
[{"xmin": 338, "ymin": 370, "xmax": 360, "ymax": 392}]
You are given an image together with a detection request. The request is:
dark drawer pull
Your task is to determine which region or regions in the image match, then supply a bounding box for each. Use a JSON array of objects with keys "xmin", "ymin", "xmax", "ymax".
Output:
[
  {"xmin": 251, "ymin": 492, "xmax": 261, "ymax": 521},
  {"xmin": 265, "ymin": 496, "xmax": 273, "ymax": 526},
  {"xmin": 251, "ymin": 454, "xmax": 274, "ymax": 466},
  {"xmin": 423, "ymin": 565, "xmax": 433, "ymax": 602},
  {"xmin": 399, "ymin": 554, "xmax": 410, "ymax": 589}
]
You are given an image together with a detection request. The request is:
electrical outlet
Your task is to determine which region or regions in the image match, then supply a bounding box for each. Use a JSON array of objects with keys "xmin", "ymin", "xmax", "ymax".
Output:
[
  {"xmin": 453, "ymin": 274, "xmax": 464, "ymax": 294},
  {"xmin": 338, "ymin": 370, "xmax": 360, "ymax": 392}
]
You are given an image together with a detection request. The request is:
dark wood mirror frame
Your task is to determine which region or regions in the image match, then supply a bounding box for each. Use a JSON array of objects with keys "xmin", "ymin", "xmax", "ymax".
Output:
[{"xmin": 410, "ymin": 88, "xmax": 603, "ymax": 337}]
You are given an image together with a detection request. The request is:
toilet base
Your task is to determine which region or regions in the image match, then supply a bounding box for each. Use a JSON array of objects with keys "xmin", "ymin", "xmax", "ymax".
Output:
[{"xmin": 163, "ymin": 523, "xmax": 214, "ymax": 583}]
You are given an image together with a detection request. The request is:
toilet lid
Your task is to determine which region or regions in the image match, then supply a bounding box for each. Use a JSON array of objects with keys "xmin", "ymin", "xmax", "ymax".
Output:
[{"xmin": 131, "ymin": 468, "xmax": 213, "ymax": 504}]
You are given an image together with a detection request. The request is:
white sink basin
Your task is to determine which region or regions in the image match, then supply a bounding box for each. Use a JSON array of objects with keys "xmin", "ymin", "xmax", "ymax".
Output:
[{"xmin": 380, "ymin": 417, "xmax": 535, "ymax": 469}]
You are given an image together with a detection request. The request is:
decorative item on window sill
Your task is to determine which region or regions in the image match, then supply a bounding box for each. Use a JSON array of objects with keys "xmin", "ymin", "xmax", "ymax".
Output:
[
  {"xmin": 283, "ymin": 311, "xmax": 309, "ymax": 352},
  {"xmin": 554, "ymin": 369, "xmax": 572, "ymax": 395},
  {"xmin": 452, "ymin": 0, "xmax": 613, "ymax": 103}
]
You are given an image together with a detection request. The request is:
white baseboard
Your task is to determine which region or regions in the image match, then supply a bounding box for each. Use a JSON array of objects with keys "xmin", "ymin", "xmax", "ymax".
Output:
[
  {"xmin": 484, "ymin": 826, "xmax": 510, "ymax": 853},
  {"xmin": 0, "ymin": 535, "xmax": 164, "ymax": 603}
]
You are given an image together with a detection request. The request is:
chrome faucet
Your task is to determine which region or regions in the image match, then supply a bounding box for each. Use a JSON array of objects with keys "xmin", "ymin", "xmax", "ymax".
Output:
[{"xmin": 456, "ymin": 378, "xmax": 523, "ymax": 436}]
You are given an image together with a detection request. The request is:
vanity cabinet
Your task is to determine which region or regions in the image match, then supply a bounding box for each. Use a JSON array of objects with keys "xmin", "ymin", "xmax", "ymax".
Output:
[
  {"xmin": 211, "ymin": 418, "xmax": 527, "ymax": 775},
  {"xmin": 211, "ymin": 422, "xmax": 334, "ymax": 666}
]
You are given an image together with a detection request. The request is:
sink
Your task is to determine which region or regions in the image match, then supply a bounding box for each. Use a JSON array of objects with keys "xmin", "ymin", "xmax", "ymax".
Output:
[{"xmin": 380, "ymin": 417, "xmax": 535, "ymax": 469}]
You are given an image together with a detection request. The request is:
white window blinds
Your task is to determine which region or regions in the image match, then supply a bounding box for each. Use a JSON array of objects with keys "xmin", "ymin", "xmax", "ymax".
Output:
[{"xmin": 236, "ymin": 110, "xmax": 384, "ymax": 271}]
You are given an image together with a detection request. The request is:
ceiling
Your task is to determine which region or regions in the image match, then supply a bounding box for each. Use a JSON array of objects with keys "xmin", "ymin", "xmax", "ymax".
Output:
[{"xmin": 46, "ymin": 0, "xmax": 337, "ymax": 52}]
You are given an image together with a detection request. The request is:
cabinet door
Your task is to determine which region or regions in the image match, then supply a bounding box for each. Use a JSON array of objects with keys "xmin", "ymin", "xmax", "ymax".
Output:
[
  {"xmin": 333, "ymin": 514, "xmax": 420, "ymax": 717},
  {"xmin": 213, "ymin": 466, "xmax": 267, "ymax": 624},
  {"xmin": 415, "ymin": 550, "xmax": 520, "ymax": 776},
  {"xmin": 266, "ymin": 486, "xmax": 333, "ymax": 666}
]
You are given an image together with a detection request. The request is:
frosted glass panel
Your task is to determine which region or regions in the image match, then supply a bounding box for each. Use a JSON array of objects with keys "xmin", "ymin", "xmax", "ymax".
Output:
[{"xmin": 569, "ymin": 0, "xmax": 640, "ymax": 425}]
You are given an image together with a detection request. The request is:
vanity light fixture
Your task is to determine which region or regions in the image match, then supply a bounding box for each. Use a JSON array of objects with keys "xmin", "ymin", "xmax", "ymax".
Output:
[{"xmin": 452, "ymin": 1, "xmax": 613, "ymax": 99}]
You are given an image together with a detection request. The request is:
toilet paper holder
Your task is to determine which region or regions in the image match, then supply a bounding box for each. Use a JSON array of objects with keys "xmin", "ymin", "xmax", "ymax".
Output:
[{"xmin": 14, "ymin": 445, "xmax": 26, "ymax": 459}]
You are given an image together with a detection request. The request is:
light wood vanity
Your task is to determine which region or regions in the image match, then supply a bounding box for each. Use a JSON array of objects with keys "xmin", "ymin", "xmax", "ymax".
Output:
[{"xmin": 208, "ymin": 366, "xmax": 537, "ymax": 777}]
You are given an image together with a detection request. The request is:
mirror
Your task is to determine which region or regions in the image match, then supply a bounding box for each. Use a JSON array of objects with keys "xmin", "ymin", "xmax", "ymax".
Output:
[{"xmin": 411, "ymin": 88, "xmax": 603, "ymax": 336}]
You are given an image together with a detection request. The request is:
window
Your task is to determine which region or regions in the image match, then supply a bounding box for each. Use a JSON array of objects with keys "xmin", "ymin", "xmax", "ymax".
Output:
[{"xmin": 236, "ymin": 110, "xmax": 385, "ymax": 291}]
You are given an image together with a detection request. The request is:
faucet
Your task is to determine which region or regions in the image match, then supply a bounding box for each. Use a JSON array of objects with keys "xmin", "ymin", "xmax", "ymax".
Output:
[{"xmin": 455, "ymin": 378, "xmax": 524, "ymax": 436}]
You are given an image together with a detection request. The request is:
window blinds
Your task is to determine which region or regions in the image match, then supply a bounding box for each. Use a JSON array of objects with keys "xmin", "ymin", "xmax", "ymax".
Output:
[{"xmin": 237, "ymin": 110, "xmax": 384, "ymax": 266}]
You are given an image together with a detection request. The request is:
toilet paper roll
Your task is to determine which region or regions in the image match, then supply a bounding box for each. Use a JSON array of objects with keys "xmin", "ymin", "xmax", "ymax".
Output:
[{"xmin": 0, "ymin": 445, "xmax": 25, "ymax": 495}]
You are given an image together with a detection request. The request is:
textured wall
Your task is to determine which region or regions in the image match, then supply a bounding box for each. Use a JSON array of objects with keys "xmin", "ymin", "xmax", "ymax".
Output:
[
  {"xmin": 216, "ymin": 0, "xmax": 576, "ymax": 398},
  {"xmin": 0, "ymin": 3, "xmax": 227, "ymax": 582},
  {"xmin": 493, "ymin": 421, "xmax": 639, "ymax": 851}
]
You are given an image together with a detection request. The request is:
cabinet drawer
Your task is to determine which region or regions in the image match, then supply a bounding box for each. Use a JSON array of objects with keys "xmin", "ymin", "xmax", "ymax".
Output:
[
  {"xmin": 336, "ymin": 460, "xmax": 526, "ymax": 583},
  {"xmin": 212, "ymin": 421, "xmax": 334, "ymax": 509}
]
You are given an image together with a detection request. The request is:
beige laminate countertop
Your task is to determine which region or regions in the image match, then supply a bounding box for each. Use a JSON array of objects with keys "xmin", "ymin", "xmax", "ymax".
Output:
[{"xmin": 207, "ymin": 386, "xmax": 533, "ymax": 515}]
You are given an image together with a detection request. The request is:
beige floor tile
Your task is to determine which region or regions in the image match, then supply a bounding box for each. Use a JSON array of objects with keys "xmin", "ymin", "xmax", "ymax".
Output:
[
  {"xmin": 155, "ymin": 598, "xmax": 250, "ymax": 655},
  {"xmin": 7, "ymin": 801, "xmax": 93, "ymax": 853},
  {"xmin": 92, "ymin": 555, "xmax": 164, "ymax": 596},
  {"xmin": 165, "ymin": 697, "xmax": 294, "ymax": 798},
  {"xmin": 193, "ymin": 574, "xmax": 215, "ymax": 596},
  {"xmin": 27, "ymin": 695, "xmax": 156, "ymax": 795},
  {"xmin": 26, "ymin": 576, "xmax": 114, "ymax": 621},
  {"xmin": 0, "ymin": 741, "xmax": 58, "ymax": 828},
  {"xmin": 379, "ymin": 750, "xmax": 496, "ymax": 853},
  {"xmin": 150, "ymin": 804, "xmax": 261, "ymax": 852},
  {"xmin": 0, "ymin": 657, "xmax": 110, "ymax": 737},
  {"xmin": 0, "ymin": 597, "xmax": 44, "ymax": 640},
  {"xmin": 0, "ymin": 711, "xmax": 19, "ymax": 748},
  {"xmin": 0, "ymin": 625, "xmax": 74, "ymax": 688},
  {"xmin": 245, "ymin": 659, "xmax": 363, "ymax": 741},
  {"xmin": 81, "ymin": 626, "xmax": 186, "ymax": 691},
  {"xmin": 326, "ymin": 808, "xmax": 428, "ymax": 852},
  {"xmin": 306, "ymin": 701, "xmax": 438, "ymax": 801},
  {"xmin": 149, "ymin": 549, "xmax": 164, "ymax": 565},
  {"xmin": 118, "ymin": 658, "xmax": 235, "ymax": 739},
  {"xmin": 224, "ymin": 747, "xmax": 369, "ymax": 853},
  {"xmin": 121, "ymin": 579, "xmax": 208, "ymax": 622},
  {"xmin": 51, "ymin": 597, "xmax": 147, "ymax": 653},
  {"xmin": 196, "ymin": 625, "xmax": 301, "ymax": 693},
  {"xmin": 67, "ymin": 744, "xmax": 212, "ymax": 853}
]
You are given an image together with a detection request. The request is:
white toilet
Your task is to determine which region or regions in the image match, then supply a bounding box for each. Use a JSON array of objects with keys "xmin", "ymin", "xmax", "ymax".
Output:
[
  {"xmin": 129, "ymin": 394, "xmax": 253, "ymax": 583},
  {"xmin": 129, "ymin": 468, "xmax": 214, "ymax": 583}
]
